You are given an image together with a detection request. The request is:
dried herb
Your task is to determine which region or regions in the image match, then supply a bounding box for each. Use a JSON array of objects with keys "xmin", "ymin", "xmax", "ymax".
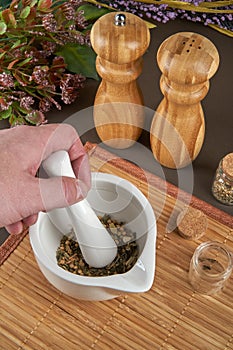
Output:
[
  {"xmin": 212, "ymin": 154, "xmax": 233, "ymax": 205},
  {"xmin": 56, "ymin": 214, "xmax": 139, "ymax": 276}
]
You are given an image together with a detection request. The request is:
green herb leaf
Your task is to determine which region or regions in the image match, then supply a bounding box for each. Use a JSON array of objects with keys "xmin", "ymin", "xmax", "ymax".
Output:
[
  {"xmin": 11, "ymin": 39, "xmax": 21, "ymax": 49},
  {"xmin": 56, "ymin": 43, "xmax": 98, "ymax": 80},
  {"xmin": 5, "ymin": 9, "xmax": 17, "ymax": 28},
  {"xmin": 0, "ymin": 51, "xmax": 6, "ymax": 59},
  {"xmin": 30, "ymin": 0, "xmax": 39, "ymax": 7},
  {"xmin": 0, "ymin": 106, "xmax": 12, "ymax": 120},
  {"xmin": 79, "ymin": 4, "xmax": 110, "ymax": 21},
  {"xmin": 18, "ymin": 57, "xmax": 33, "ymax": 67},
  {"xmin": 0, "ymin": 0, "xmax": 11, "ymax": 11},
  {"xmin": 20, "ymin": 6, "xmax": 31, "ymax": 19},
  {"xmin": 38, "ymin": 0, "xmax": 52, "ymax": 11},
  {"xmin": 0, "ymin": 21, "xmax": 7, "ymax": 35},
  {"xmin": 25, "ymin": 110, "xmax": 43, "ymax": 125}
]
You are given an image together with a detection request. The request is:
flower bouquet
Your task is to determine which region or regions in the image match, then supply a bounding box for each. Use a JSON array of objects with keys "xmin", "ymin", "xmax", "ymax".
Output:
[{"xmin": 0, "ymin": 0, "xmax": 105, "ymax": 126}]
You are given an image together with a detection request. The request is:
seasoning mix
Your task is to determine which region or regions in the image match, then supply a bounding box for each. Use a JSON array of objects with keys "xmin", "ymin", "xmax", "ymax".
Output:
[
  {"xmin": 212, "ymin": 153, "xmax": 233, "ymax": 205},
  {"xmin": 56, "ymin": 214, "xmax": 139, "ymax": 277}
]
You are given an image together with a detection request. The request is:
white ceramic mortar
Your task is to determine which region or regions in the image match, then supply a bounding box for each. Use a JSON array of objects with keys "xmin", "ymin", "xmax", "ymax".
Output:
[{"xmin": 29, "ymin": 172, "xmax": 157, "ymax": 301}]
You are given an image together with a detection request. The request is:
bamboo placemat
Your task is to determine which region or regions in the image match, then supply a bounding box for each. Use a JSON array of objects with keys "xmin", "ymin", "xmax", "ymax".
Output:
[{"xmin": 0, "ymin": 142, "xmax": 232, "ymax": 350}]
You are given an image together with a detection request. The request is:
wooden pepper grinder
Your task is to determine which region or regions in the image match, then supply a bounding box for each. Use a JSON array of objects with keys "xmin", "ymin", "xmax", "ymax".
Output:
[
  {"xmin": 90, "ymin": 12, "xmax": 150, "ymax": 149},
  {"xmin": 150, "ymin": 32, "xmax": 219, "ymax": 168}
]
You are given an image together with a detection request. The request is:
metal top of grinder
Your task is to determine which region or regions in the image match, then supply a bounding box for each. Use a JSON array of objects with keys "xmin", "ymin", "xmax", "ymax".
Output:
[{"xmin": 115, "ymin": 13, "xmax": 126, "ymax": 26}]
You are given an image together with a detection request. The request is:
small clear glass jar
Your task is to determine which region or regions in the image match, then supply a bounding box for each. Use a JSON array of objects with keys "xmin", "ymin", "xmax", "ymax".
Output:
[
  {"xmin": 212, "ymin": 153, "xmax": 233, "ymax": 205},
  {"xmin": 189, "ymin": 241, "xmax": 233, "ymax": 295}
]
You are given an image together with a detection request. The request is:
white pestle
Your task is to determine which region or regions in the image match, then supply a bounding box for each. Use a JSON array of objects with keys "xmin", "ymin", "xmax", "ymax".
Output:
[{"xmin": 42, "ymin": 150, "xmax": 117, "ymax": 268}]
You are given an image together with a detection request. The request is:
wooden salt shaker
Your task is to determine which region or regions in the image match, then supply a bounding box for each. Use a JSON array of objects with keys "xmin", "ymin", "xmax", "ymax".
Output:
[
  {"xmin": 90, "ymin": 12, "xmax": 150, "ymax": 149},
  {"xmin": 150, "ymin": 32, "xmax": 219, "ymax": 168}
]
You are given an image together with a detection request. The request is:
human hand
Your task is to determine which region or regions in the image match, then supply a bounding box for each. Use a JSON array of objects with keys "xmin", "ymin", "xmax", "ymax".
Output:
[{"xmin": 0, "ymin": 123, "xmax": 91, "ymax": 234}]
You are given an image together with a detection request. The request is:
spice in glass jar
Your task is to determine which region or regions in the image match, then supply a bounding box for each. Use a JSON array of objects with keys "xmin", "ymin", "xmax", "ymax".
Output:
[{"xmin": 212, "ymin": 153, "xmax": 233, "ymax": 205}]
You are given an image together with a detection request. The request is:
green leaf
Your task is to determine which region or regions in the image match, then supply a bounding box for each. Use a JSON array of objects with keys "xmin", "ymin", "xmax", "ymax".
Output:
[
  {"xmin": 0, "ymin": 51, "xmax": 6, "ymax": 59},
  {"xmin": 9, "ymin": 114, "xmax": 25, "ymax": 126},
  {"xmin": 0, "ymin": 21, "xmax": 7, "ymax": 35},
  {"xmin": 38, "ymin": 0, "xmax": 52, "ymax": 11},
  {"xmin": 15, "ymin": 103, "xmax": 31, "ymax": 114},
  {"xmin": 0, "ymin": 0, "xmax": 11, "ymax": 11},
  {"xmin": 78, "ymin": 4, "xmax": 110, "ymax": 21},
  {"xmin": 145, "ymin": 20, "xmax": 156, "ymax": 29},
  {"xmin": 25, "ymin": 110, "xmax": 44, "ymax": 125},
  {"xmin": 208, "ymin": 24, "xmax": 233, "ymax": 37},
  {"xmin": 0, "ymin": 106, "xmax": 12, "ymax": 120},
  {"xmin": 11, "ymin": 39, "xmax": 22, "ymax": 50},
  {"xmin": 18, "ymin": 57, "xmax": 33, "ymax": 67},
  {"xmin": 20, "ymin": 6, "xmax": 31, "ymax": 19},
  {"xmin": 8, "ymin": 10, "xmax": 17, "ymax": 28},
  {"xmin": 30, "ymin": 0, "xmax": 39, "ymax": 7},
  {"xmin": 56, "ymin": 43, "xmax": 98, "ymax": 80}
]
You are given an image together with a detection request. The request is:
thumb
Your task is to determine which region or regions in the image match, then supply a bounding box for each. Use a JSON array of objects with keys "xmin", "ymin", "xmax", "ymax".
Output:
[{"xmin": 39, "ymin": 176, "xmax": 88, "ymax": 212}]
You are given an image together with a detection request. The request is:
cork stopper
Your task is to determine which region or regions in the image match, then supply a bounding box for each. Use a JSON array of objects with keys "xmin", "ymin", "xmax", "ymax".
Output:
[
  {"xmin": 90, "ymin": 12, "xmax": 150, "ymax": 64},
  {"xmin": 177, "ymin": 207, "xmax": 208, "ymax": 240},
  {"xmin": 157, "ymin": 32, "xmax": 219, "ymax": 85},
  {"xmin": 222, "ymin": 153, "xmax": 233, "ymax": 180}
]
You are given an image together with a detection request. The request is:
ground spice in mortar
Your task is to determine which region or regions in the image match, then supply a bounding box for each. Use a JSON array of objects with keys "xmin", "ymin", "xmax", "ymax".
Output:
[{"xmin": 56, "ymin": 214, "xmax": 139, "ymax": 276}]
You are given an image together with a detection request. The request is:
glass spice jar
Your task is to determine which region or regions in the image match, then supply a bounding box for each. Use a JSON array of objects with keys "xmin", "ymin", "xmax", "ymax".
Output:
[
  {"xmin": 212, "ymin": 153, "xmax": 233, "ymax": 205},
  {"xmin": 188, "ymin": 241, "xmax": 233, "ymax": 295}
]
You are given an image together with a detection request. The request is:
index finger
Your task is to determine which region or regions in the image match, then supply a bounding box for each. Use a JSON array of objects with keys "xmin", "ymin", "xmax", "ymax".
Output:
[
  {"xmin": 38, "ymin": 123, "xmax": 84, "ymax": 160},
  {"xmin": 40, "ymin": 123, "xmax": 91, "ymax": 188}
]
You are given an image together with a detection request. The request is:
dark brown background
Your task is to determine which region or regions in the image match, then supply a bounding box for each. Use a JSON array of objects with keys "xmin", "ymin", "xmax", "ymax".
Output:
[{"xmin": 0, "ymin": 17, "xmax": 232, "ymax": 244}]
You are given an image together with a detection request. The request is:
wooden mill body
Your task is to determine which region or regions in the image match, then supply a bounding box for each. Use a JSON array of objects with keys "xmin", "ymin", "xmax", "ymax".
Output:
[
  {"xmin": 91, "ymin": 12, "xmax": 150, "ymax": 149},
  {"xmin": 150, "ymin": 32, "xmax": 219, "ymax": 168}
]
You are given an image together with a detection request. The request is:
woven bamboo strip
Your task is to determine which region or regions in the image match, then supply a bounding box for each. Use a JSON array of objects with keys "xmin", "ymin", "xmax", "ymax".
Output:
[
  {"xmin": 55, "ymin": 299, "xmax": 109, "ymax": 327},
  {"xmin": 182, "ymin": 306, "xmax": 232, "ymax": 338},
  {"xmin": 18, "ymin": 337, "xmax": 51, "ymax": 350},
  {"xmin": 115, "ymin": 304, "xmax": 172, "ymax": 342},
  {"xmin": 0, "ymin": 305, "xmax": 34, "ymax": 342},
  {"xmin": 42, "ymin": 311, "xmax": 99, "ymax": 346},
  {"xmin": 0, "ymin": 328, "xmax": 22, "ymax": 350}
]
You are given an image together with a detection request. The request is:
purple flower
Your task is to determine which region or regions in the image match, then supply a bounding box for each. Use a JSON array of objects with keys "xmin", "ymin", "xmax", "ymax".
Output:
[
  {"xmin": 0, "ymin": 72, "xmax": 14, "ymax": 88},
  {"xmin": 97, "ymin": 0, "xmax": 233, "ymax": 32},
  {"xmin": 31, "ymin": 66, "xmax": 49, "ymax": 86},
  {"xmin": 20, "ymin": 96, "xmax": 35, "ymax": 110},
  {"xmin": 61, "ymin": 3, "xmax": 76, "ymax": 21},
  {"xmin": 42, "ymin": 14, "xmax": 57, "ymax": 33},
  {"xmin": 39, "ymin": 98, "xmax": 52, "ymax": 113},
  {"xmin": 60, "ymin": 73, "xmax": 86, "ymax": 104}
]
